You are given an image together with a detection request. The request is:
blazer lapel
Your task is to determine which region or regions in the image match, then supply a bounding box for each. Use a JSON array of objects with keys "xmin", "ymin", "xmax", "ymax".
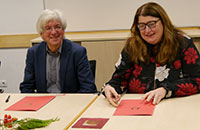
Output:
[
  {"xmin": 37, "ymin": 42, "xmax": 47, "ymax": 92},
  {"xmin": 60, "ymin": 40, "xmax": 71, "ymax": 91}
]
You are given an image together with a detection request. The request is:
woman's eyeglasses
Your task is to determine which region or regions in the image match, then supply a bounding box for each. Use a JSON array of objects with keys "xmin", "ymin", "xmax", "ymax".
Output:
[{"xmin": 137, "ymin": 19, "xmax": 160, "ymax": 31}]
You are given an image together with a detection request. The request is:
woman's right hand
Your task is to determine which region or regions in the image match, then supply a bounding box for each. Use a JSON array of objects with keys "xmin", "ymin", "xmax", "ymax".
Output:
[{"xmin": 104, "ymin": 85, "xmax": 121, "ymax": 107}]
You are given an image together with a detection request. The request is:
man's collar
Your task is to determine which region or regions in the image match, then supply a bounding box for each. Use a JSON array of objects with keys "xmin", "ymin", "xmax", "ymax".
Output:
[{"xmin": 46, "ymin": 42, "xmax": 63, "ymax": 55}]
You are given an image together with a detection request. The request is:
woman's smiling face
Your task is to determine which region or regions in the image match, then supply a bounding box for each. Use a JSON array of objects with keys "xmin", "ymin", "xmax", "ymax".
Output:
[{"xmin": 138, "ymin": 16, "xmax": 163, "ymax": 45}]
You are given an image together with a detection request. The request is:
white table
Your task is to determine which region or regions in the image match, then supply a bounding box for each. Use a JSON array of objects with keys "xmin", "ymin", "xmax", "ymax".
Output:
[
  {"xmin": 0, "ymin": 93, "xmax": 97, "ymax": 130},
  {"xmin": 69, "ymin": 94, "xmax": 200, "ymax": 130}
]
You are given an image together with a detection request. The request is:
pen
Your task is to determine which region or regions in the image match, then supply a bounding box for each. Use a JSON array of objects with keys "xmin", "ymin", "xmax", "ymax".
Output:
[
  {"xmin": 97, "ymin": 85, "xmax": 106, "ymax": 96},
  {"xmin": 5, "ymin": 95, "xmax": 10, "ymax": 103}
]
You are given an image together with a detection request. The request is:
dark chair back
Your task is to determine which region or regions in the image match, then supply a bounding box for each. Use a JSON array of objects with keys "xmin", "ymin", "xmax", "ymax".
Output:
[{"xmin": 89, "ymin": 60, "xmax": 96, "ymax": 79}]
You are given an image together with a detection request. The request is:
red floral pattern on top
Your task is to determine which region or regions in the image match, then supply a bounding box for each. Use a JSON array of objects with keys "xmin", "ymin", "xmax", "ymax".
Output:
[
  {"xmin": 196, "ymin": 78, "xmax": 200, "ymax": 89},
  {"xmin": 107, "ymin": 36, "xmax": 200, "ymax": 98},
  {"xmin": 121, "ymin": 81, "xmax": 127, "ymax": 87},
  {"xmin": 184, "ymin": 48, "xmax": 198, "ymax": 64},
  {"xmin": 129, "ymin": 78, "xmax": 146, "ymax": 93},
  {"xmin": 174, "ymin": 60, "xmax": 181, "ymax": 70},
  {"xmin": 182, "ymin": 48, "xmax": 186, "ymax": 52},
  {"xmin": 114, "ymin": 74, "xmax": 120, "ymax": 79},
  {"xmin": 176, "ymin": 83, "xmax": 198, "ymax": 96},
  {"xmin": 156, "ymin": 64, "xmax": 161, "ymax": 67},
  {"xmin": 133, "ymin": 64, "xmax": 142, "ymax": 77},
  {"xmin": 124, "ymin": 69, "xmax": 132, "ymax": 79},
  {"xmin": 150, "ymin": 57, "xmax": 155, "ymax": 63}
]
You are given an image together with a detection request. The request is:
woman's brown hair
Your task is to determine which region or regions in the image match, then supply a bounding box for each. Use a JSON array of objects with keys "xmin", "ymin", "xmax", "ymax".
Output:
[{"xmin": 124, "ymin": 2, "xmax": 182, "ymax": 65}]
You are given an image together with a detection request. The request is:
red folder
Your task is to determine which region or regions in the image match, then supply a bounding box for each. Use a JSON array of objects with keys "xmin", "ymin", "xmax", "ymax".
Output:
[
  {"xmin": 5, "ymin": 96, "xmax": 55, "ymax": 111},
  {"xmin": 113, "ymin": 99, "xmax": 155, "ymax": 116}
]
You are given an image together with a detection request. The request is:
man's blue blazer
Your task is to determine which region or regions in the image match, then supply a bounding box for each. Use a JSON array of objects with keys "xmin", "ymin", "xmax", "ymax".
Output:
[{"xmin": 20, "ymin": 39, "xmax": 97, "ymax": 93}]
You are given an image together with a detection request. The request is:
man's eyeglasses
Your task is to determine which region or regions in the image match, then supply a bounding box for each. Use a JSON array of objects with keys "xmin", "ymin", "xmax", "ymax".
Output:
[
  {"xmin": 137, "ymin": 19, "xmax": 160, "ymax": 31},
  {"xmin": 43, "ymin": 25, "xmax": 62, "ymax": 33}
]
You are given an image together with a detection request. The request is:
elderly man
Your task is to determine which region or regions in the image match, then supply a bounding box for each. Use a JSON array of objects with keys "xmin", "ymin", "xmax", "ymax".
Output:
[{"xmin": 20, "ymin": 9, "xmax": 96, "ymax": 93}]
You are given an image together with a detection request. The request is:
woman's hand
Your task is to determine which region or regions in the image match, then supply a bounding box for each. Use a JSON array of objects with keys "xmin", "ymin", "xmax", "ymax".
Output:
[
  {"xmin": 104, "ymin": 85, "xmax": 121, "ymax": 107},
  {"xmin": 142, "ymin": 87, "xmax": 166, "ymax": 105}
]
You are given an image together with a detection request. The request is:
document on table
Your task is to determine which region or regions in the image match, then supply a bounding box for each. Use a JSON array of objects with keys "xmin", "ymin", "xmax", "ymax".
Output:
[
  {"xmin": 113, "ymin": 99, "xmax": 155, "ymax": 116},
  {"xmin": 5, "ymin": 96, "xmax": 55, "ymax": 111},
  {"xmin": 72, "ymin": 118, "xmax": 109, "ymax": 129}
]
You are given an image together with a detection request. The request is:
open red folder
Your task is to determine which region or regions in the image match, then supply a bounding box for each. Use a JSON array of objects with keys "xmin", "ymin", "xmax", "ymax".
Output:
[
  {"xmin": 113, "ymin": 99, "xmax": 155, "ymax": 116},
  {"xmin": 5, "ymin": 96, "xmax": 55, "ymax": 111}
]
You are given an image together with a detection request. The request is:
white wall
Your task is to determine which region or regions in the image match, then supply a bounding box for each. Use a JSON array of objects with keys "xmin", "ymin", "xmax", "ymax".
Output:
[
  {"xmin": 45, "ymin": 0, "xmax": 200, "ymax": 32},
  {"xmin": 0, "ymin": 0, "xmax": 44, "ymax": 35},
  {"xmin": 0, "ymin": 0, "xmax": 44, "ymax": 93},
  {"xmin": 0, "ymin": 48, "xmax": 27, "ymax": 93},
  {"xmin": 1, "ymin": 0, "xmax": 200, "ymax": 34}
]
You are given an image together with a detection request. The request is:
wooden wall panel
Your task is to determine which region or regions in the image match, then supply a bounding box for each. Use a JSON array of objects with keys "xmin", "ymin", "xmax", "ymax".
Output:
[{"xmin": 82, "ymin": 40, "xmax": 125, "ymax": 91}]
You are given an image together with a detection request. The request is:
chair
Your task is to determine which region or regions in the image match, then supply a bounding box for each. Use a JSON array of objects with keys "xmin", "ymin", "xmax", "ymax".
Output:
[{"xmin": 89, "ymin": 60, "xmax": 96, "ymax": 79}]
